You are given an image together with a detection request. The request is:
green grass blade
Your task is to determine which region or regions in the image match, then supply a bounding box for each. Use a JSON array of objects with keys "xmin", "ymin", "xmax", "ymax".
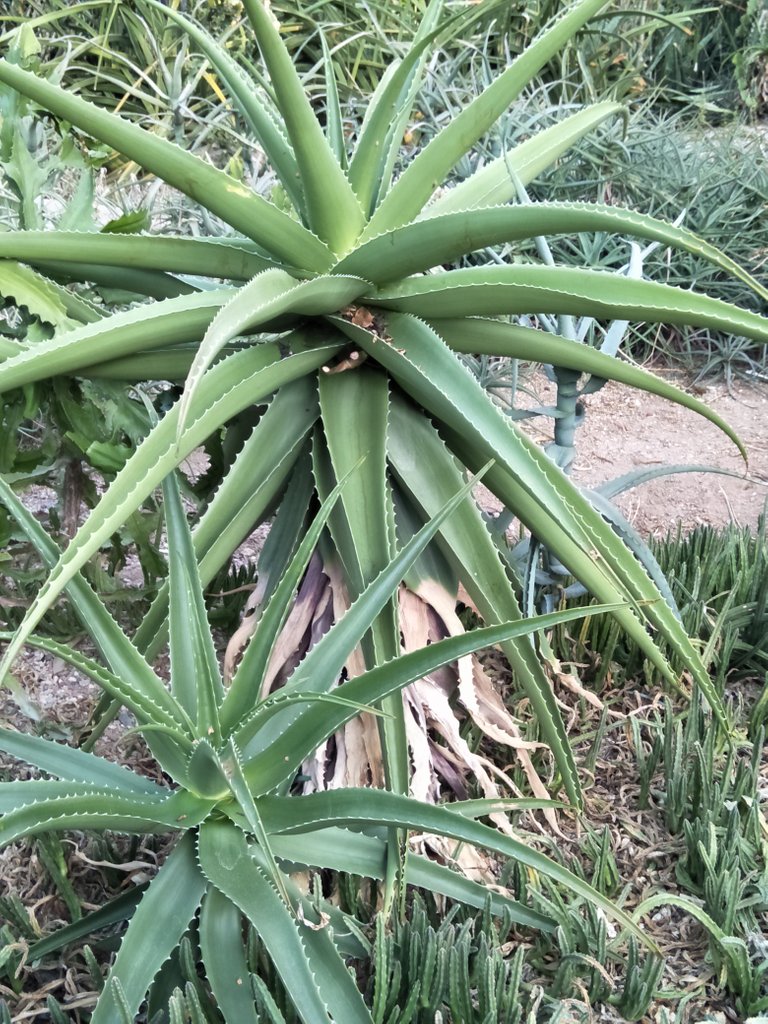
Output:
[
  {"xmin": 241, "ymin": 0, "xmax": 365, "ymax": 252},
  {"xmin": 427, "ymin": 102, "xmax": 625, "ymax": 215},
  {"xmin": 0, "ymin": 60, "xmax": 331, "ymax": 270},
  {"xmin": 362, "ymin": 0, "xmax": 611, "ymax": 237},
  {"xmin": 91, "ymin": 834, "xmax": 207, "ymax": 1024}
]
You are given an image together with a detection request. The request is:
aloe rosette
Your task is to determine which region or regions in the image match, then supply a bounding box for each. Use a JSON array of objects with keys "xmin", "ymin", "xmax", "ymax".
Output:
[
  {"xmin": 0, "ymin": 468, "xmax": 643, "ymax": 1021},
  {"xmin": 1, "ymin": 0, "xmax": 768, "ymax": 877}
]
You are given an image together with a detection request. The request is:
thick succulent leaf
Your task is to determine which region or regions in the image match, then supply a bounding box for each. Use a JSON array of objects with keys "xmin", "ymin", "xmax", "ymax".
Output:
[
  {"xmin": 270, "ymin": 827, "xmax": 553, "ymax": 930},
  {"xmin": 221, "ymin": 449, "xmax": 352, "ymax": 735},
  {"xmin": 339, "ymin": 203, "xmax": 768, "ymax": 301},
  {"xmin": 137, "ymin": 382, "xmax": 318, "ymax": 661},
  {"xmin": 320, "ymin": 30, "xmax": 346, "ymax": 169},
  {"xmin": 27, "ymin": 886, "xmax": 145, "ymax": 961},
  {"xmin": 0, "ymin": 631, "xmax": 192, "ymax": 736},
  {"xmin": 362, "ymin": 0, "xmax": 611, "ymax": 237},
  {"xmin": 368, "ymin": 266, "xmax": 768, "ymax": 345},
  {"xmin": 0, "ymin": 60, "xmax": 332, "ymax": 271},
  {"xmin": 0, "ymin": 789, "xmax": 212, "ymax": 848},
  {"xmin": 433, "ymin": 316, "xmax": 746, "ymax": 459},
  {"xmin": 0, "ymin": 726, "xmax": 162, "ymax": 795},
  {"xmin": 0, "ymin": 340, "xmax": 343, "ymax": 685},
  {"xmin": 387, "ymin": 397, "xmax": 581, "ymax": 806},
  {"xmin": 0, "ymin": 231, "xmax": 279, "ymax": 280},
  {"xmin": 0, "ymin": 779, "xmax": 162, "ymax": 815},
  {"xmin": 342, "ymin": 313, "xmax": 729, "ymax": 727},
  {"xmin": 241, "ymin": 0, "xmax": 365, "ymax": 252},
  {"xmin": 199, "ymin": 888, "xmax": 260, "ymax": 1024},
  {"xmin": 257, "ymin": 788, "xmax": 655, "ymax": 950},
  {"xmin": 198, "ymin": 821, "xmax": 371, "ymax": 1024},
  {"xmin": 426, "ymin": 101, "xmax": 624, "ymax": 215},
  {"xmin": 239, "ymin": 603, "xmax": 623, "ymax": 791},
  {"xmin": 178, "ymin": 270, "xmax": 367, "ymax": 432},
  {"xmin": 0, "ymin": 478, "xmax": 195, "ymax": 778},
  {"xmin": 0, "ymin": 290, "xmax": 235, "ymax": 395},
  {"xmin": 0, "ymin": 260, "xmax": 77, "ymax": 330},
  {"xmin": 37, "ymin": 259, "xmax": 196, "ymax": 301},
  {"xmin": 142, "ymin": 0, "xmax": 303, "ymax": 213},
  {"xmin": 91, "ymin": 833, "xmax": 207, "ymax": 1024},
  {"xmin": 164, "ymin": 474, "xmax": 223, "ymax": 740},
  {"xmin": 347, "ymin": 1, "xmax": 447, "ymax": 212},
  {"xmin": 235, "ymin": 463, "xmax": 490, "ymax": 761}
]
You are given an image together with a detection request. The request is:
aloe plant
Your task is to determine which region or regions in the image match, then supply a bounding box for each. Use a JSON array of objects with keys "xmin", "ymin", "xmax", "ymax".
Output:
[
  {"xmin": 0, "ymin": 467, "xmax": 645, "ymax": 1022},
  {"xmin": 2, "ymin": 0, "xmax": 768, "ymax": 827}
]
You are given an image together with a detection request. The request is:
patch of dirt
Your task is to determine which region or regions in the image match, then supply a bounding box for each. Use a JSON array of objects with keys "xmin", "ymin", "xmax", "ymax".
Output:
[{"xmin": 523, "ymin": 373, "xmax": 768, "ymax": 536}]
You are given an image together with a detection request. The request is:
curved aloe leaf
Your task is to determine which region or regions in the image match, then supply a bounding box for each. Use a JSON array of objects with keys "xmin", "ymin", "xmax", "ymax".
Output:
[
  {"xmin": 339, "ymin": 203, "xmax": 768, "ymax": 302},
  {"xmin": 178, "ymin": 270, "xmax": 368, "ymax": 432},
  {"xmin": 0, "ymin": 260, "xmax": 77, "ymax": 330},
  {"xmin": 426, "ymin": 101, "xmax": 625, "ymax": 215},
  {"xmin": 0, "ymin": 726, "xmax": 162, "ymax": 795},
  {"xmin": 199, "ymin": 888, "xmax": 260, "ymax": 1024},
  {"xmin": 257, "ymin": 788, "xmax": 656, "ymax": 951},
  {"xmin": 240, "ymin": 603, "xmax": 623, "ymax": 792},
  {"xmin": 0, "ymin": 231, "xmax": 280, "ymax": 280},
  {"xmin": 363, "ymin": 0, "xmax": 611, "ymax": 238},
  {"xmin": 91, "ymin": 833, "xmax": 207, "ymax": 1024},
  {"xmin": 241, "ymin": 0, "xmax": 364, "ymax": 252},
  {"xmin": 0, "ymin": 59, "xmax": 332, "ymax": 270},
  {"xmin": 0, "ymin": 290, "xmax": 235, "ymax": 395},
  {"xmin": 198, "ymin": 821, "xmax": 371, "ymax": 1024},
  {"xmin": 432, "ymin": 316, "xmax": 746, "ymax": 459},
  {"xmin": 368, "ymin": 266, "xmax": 768, "ymax": 345},
  {"xmin": 0, "ymin": 340, "xmax": 343, "ymax": 684},
  {"xmin": 142, "ymin": 0, "xmax": 303, "ymax": 214}
]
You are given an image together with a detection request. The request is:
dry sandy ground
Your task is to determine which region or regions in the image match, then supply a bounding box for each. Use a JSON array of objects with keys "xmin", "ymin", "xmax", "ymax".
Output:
[{"xmin": 522, "ymin": 373, "xmax": 768, "ymax": 537}]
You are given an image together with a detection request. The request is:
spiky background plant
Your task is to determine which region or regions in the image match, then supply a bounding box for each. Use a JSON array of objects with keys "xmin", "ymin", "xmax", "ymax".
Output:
[
  {"xmin": 2, "ymin": 0, "xmax": 768, "ymax": 841},
  {"xmin": 0, "ymin": 469, "xmax": 646, "ymax": 1022}
]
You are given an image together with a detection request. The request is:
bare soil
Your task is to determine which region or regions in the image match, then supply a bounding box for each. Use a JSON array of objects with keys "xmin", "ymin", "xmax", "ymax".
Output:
[{"xmin": 524, "ymin": 373, "xmax": 768, "ymax": 536}]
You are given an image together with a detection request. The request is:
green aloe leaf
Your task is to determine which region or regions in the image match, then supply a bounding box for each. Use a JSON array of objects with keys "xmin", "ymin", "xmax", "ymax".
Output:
[
  {"xmin": 178, "ymin": 270, "xmax": 367, "ymax": 433},
  {"xmin": 432, "ymin": 316, "xmax": 746, "ymax": 459},
  {"xmin": 0, "ymin": 59, "xmax": 331, "ymax": 270},
  {"xmin": 0, "ymin": 789, "xmax": 212, "ymax": 848},
  {"xmin": 198, "ymin": 821, "xmax": 371, "ymax": 1024},
  {"xmin": 336, "ymin": 314, "xmax": 730, "ymax": 730},
  {"xmin": 199, "ymin": 888, "xmax": 260, "ymax": 1024},
  {"xmin": 241, "ymin": 603, "xmax": 623, "ymax": 794},
  {"xmin": 426, "ymin": 101, "xmax": 625, "ymax": 215},
  {"xmin": 0, "ymin": 290, "xmax": 235, "ymax": 395},
  {"xmin": 141, "ymin": 0, "xmax": 303, "ymax": 213},
  {"xmin": 368, "ymin": 266, "xmax": 768, "ymax": 344},
  {"xmin": 339, "ymin": 203, "xmax": 768, "ymax": 301},
  {"xmin": 164, "ymin": 473, "xmax": 223, "ymax": 741},
  {"xmin": 363, "ymin": 0, "xmax": 611, "ymax": 237},
  {"xmin": 0, "ymin": 339, "xmax": 342, "ymax": 686},
  {"xmin": 0, "ymin": 231, "xmax": 279, "ymax": 280},
  {"xmin": 0, "ymin": 260, "xmax": 75, "ymax": 330},
  {"xmin": 241, "ymin": 0, "xmax": 365, "ymax": 252},
  {"xmin": 91, "ymin": 834, "xmax": 207, "ymax": 1024},
  {"xmin": 257, "ymin": 788, "xmax": 655, "ymax": 950},
  {"xmin": 0, "ymin": 726, "xmax": 162, "ymax": 795}
]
